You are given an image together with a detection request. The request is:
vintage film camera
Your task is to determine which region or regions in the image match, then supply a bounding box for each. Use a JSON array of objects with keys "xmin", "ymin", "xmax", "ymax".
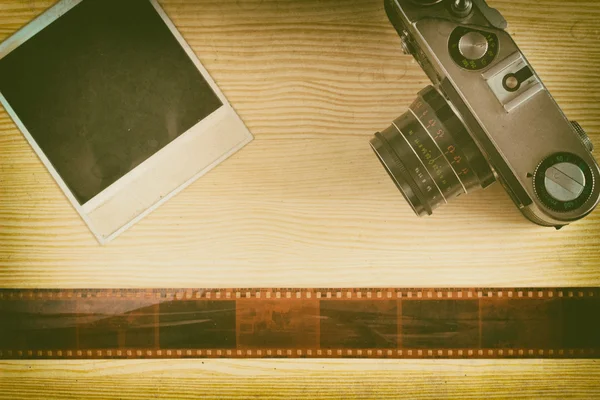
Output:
[{"xmin": 370, "ymin": 0, "xmax": 600, "ymax": 228}]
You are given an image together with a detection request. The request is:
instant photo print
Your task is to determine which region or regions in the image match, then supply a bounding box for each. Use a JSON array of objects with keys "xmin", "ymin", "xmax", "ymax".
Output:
[{"xmin": 0, "ymin": 0, "xmax": 253, "ymax": 244}]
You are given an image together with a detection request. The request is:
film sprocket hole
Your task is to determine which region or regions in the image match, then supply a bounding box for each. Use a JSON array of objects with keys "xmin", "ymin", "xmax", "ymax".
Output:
[{"xmin": 371, "ymin": 0, "xmax": 600, "ymax": 228}]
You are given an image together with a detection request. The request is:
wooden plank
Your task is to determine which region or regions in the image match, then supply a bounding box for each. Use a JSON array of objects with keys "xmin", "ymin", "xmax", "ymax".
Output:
[{"xmin": 0, "ymin": 360, "xmax": 599, "ymax": 399}]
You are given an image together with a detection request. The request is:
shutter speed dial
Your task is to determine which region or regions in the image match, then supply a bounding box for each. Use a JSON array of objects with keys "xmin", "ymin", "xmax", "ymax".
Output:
[
  {"xmin": 544, "ymin": 163, "xmax": 585, "ymax": 202},
  {"xmin": 533, "ymin": 153, "xmax": 595, "ymax": 213}
]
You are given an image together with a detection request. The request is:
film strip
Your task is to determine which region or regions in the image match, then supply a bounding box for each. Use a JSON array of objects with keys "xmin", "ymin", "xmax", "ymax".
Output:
[{"xmin": 0, "ymin": 288, "xmax": 598, "ymax": 359}]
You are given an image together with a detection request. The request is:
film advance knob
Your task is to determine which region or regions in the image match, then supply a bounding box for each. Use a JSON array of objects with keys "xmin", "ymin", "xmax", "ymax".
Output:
[
  {"xmin": 458, "ymin": 31, "xmax": 489, "ymax": 60},
  {"xmin": 571, "ymin": 121, "xmax": 594, "ymax": 152}
]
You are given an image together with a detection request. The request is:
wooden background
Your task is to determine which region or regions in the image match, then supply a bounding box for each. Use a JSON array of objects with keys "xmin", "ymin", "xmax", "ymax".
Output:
[{"xmin": 0, "ymin": 0, "xmax": 599, "ymax": 398}]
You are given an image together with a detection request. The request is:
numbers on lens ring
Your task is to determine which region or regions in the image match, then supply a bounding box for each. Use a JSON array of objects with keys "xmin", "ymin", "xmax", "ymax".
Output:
[
  {"xmin": 415, "ymin": 163, "xmax": 434, "ymax": 194},
  {"xmin": 446, "ymin": 145, "xmax": 455, "ymax": 154},
  {"xmin": 432, "ymin": 164, "xmax": 443, "ymax": 175},
  {"xmin": 434, "ymin": 129, "xmax": 444, "ymax": 140},
  {"xmin": 430, "ymin": 159, "xmax": 450, "ymax": 185},
  {"xmin": 420, "ymin": 109, "xmax": 428, "ymax": 118},
  {"xmin": 451, "ymin": 156, "xmax": 462, "ymax": 165},
  {"xmin": 415, "ymin": 141, "xmax": 453, "ymax": 189},
  {"xmin": 426, "ymin": 119, "xmax": 436, "ymax": 129},
  {"xmin": 458, "ymin": 168, "xmax": 470, "ymax": 176},
  {"xmin": 431, "ymin": 163, "xmax": 447, "ymax": 184}
]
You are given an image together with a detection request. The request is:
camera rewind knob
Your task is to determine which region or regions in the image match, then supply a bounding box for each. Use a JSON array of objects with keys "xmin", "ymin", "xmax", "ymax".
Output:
[
  {"xmin": 571, "ymin": 121, "xmax": 594, "ymax": 153},
  {"xmin": 448, "ymin": 27, "xmax": 499, "ymax": 70},
  {"xmin": 458, "ymin": 31, "xmax": 489, "ymax": 60}
]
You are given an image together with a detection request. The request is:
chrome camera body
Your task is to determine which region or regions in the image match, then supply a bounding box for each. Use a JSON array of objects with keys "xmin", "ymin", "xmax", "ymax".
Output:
[{"xmin": 371, "ymin": 0, "xmax": 600, "ymax": 228}]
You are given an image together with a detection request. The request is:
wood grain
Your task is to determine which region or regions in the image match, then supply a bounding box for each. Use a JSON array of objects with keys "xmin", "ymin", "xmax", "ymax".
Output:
[
  {"xmin": 1, "ymin": 360, "xmax": 600, "ymax": 399},
  {"xmin": 0, "ymin": 0, "xmax": 599, "ymax": 398}
]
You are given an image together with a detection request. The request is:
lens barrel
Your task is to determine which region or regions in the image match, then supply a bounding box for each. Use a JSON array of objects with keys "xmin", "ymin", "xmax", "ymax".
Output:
[{"xmin": 371, "ymin": 86, "xmax": 495, "ymax": 216}]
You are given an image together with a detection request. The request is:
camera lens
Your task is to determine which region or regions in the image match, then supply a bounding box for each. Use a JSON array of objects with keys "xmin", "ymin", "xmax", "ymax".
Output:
[{"xmin": 370, "ymin": 86, "xmax": 495, "ymax": 216}]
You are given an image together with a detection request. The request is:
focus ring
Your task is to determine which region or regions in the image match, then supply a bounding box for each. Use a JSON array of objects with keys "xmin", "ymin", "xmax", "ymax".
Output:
[
  {"xmin": 370, "ymin": 86, "xmax": 495, "ymax": 218},
  {"xmin": 373, "ymin": 131, "xmax": 433, "ymax": 216}
]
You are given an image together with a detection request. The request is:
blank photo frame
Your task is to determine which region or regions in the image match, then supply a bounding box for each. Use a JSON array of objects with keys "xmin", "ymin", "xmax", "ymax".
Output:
[{"xmin": 0, "ymin": 0, "xmax": 253, "ymax": 244}]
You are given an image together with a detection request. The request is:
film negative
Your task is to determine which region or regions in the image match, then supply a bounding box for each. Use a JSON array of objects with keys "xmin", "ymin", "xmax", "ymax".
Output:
[{"xmin": 0, "ymin": 288, "xmax": 598, "ymax": 359}]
